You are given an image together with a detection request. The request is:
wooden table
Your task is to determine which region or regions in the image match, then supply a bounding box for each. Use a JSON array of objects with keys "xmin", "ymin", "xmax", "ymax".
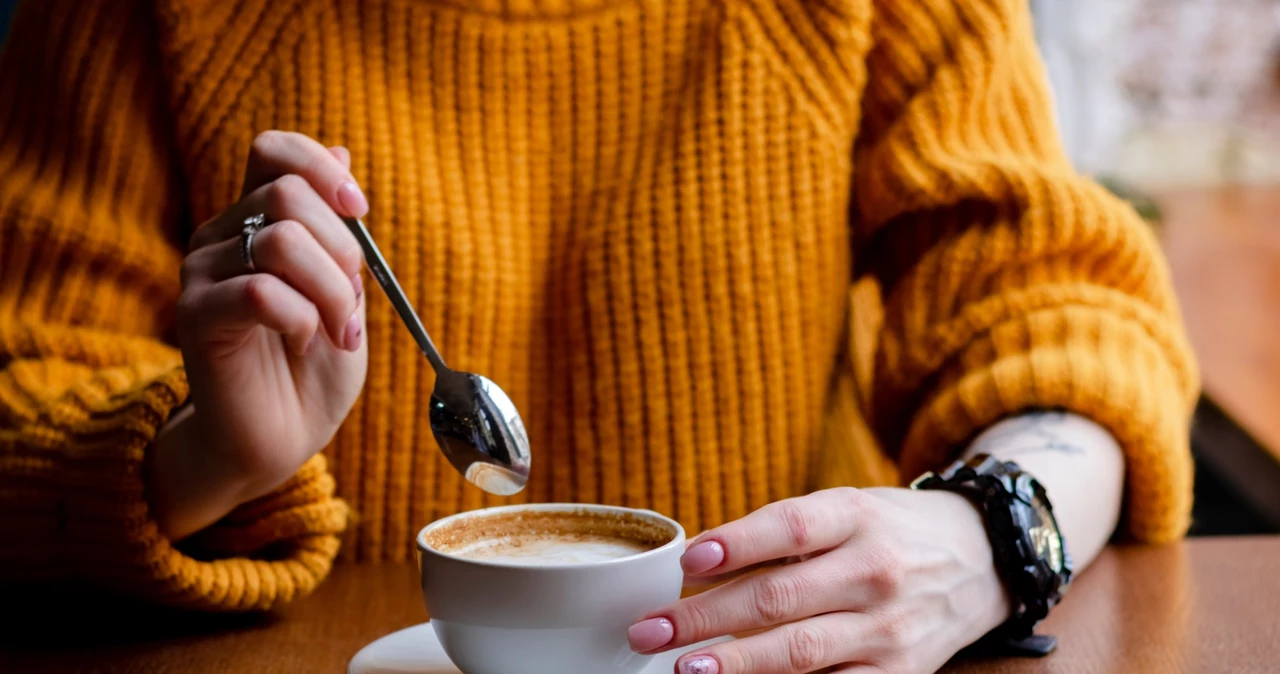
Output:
[
  {"xmin": 2, "ymin": 536, "xmax": 1276, "ymax": 673},
  {"xmin": 1159, "ymin": 185, "xmax": 1280, "ymax": 526}
]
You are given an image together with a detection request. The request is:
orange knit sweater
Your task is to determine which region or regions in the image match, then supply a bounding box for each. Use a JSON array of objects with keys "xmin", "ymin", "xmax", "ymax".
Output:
[{"xmin": 0, "ymin": 0, "xmax": 1197, "ymax": 611}]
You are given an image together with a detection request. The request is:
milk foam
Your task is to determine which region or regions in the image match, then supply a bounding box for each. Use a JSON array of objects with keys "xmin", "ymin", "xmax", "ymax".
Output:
[{"xmin": 454, "ymin": 535, "xmax": 652, "ymax": 565}]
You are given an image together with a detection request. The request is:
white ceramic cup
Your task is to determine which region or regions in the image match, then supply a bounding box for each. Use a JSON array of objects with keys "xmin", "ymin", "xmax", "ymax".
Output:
[{"xmin": 416, "ymin": 503, "xmax": 686, "ymax": 674}]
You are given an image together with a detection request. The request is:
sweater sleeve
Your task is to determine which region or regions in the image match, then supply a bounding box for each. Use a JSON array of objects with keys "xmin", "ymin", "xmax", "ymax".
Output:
[
  {"xmin": 0, "ymin": 0, "xmax": 348, "ymax": 610},
  {"xmin": 854, "ymin": 0, "xmax": 1199, "ymax": 542}
]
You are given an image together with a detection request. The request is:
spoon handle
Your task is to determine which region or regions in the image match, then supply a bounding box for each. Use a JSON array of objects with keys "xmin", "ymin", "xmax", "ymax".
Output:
[{"xmin": 344, "ymin": 217, "xmax": 448, "ymax": 373}]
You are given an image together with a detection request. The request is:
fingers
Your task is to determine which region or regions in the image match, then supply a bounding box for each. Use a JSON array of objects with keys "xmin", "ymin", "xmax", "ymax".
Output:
[
  {"xmin": 180, "ymin": 132, "xmax": 365, "ymax": 353},
  {"xmin": 634, "ymin": 551, "xmax": 901, "ymax": 652},
  {"xmin": 682, "ymin": 558, "xmax": 794, "ymax": 589},
  {"xmin": 188, "ymin": 131, "xmax": 366, "ymax": 283},
  {"xmin": 328, "ymin": 145, "xmax": 351, "ymax": 169},
  {"xmin": 682, "ymin": 488, "xmax": 867, "ymax": 578},
  {"xmin": 185, "ymin": 221, "xmax": 361, "ymax": 349},
  {"xmin": 671, "ymin": 613, "xmax": 882, "ymax": 674},
  {"xmin": 180, "ymin": 274, "xmax": 322, "ymax": 356},
  {"xmin": 248, "ymin": 219, "xmax": 361, "ymax": 349},
  {"xmin": 673, "ymin": 611, "xmax": 917, "ymax": 674},
  {"xmin": 191, "ymin": 173, "xmax": 364, "ymax": 280},
  {"xmin": 241, "ymin": 130, "xmax": 367, "ymax": 217}
]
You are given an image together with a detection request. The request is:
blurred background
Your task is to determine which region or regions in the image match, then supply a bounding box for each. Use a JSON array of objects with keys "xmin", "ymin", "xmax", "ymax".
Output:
[
  {"xmin": 1031, "ymin": 0, "xmax": 1280, "ymax": 538},
  {"xmin": 1, "ymin": 0, "xmax": 1276, "ymax": 535},
  {"xmin": 1034, "ymin": 0, "xmax": 1280, "ymax": 186}
]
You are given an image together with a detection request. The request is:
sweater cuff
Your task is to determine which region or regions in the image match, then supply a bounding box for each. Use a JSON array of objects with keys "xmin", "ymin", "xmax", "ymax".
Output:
[
  {"xmin": 893, "ymin": 302, "xmax": 1199, "ymax": 543},
  {"xmin": 2, "ymin": 361, "xmax": 348, "ymax": 611}
]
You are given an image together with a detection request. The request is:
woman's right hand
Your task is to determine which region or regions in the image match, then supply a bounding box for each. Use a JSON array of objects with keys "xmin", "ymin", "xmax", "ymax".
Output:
[{"xmin": 149, "ymin": 131, "xmax": 370, "ymax": 540}]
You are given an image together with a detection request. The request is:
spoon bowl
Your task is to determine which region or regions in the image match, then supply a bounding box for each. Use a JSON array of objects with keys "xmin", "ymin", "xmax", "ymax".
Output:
[{"xmin": 429, "ymin": 370, "xmax": 530, "ymax": 495}]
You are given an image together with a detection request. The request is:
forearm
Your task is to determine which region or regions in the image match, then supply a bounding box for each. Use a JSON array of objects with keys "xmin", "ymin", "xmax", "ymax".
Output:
[{"xmin": 963, "ymin": 411, "xmax": 1124, "ymax": 569}]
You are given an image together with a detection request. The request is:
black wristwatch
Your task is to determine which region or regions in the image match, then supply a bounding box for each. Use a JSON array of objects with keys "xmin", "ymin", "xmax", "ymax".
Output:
[{"xmin": 911, "ymin": 454, "xmax": 1072, "ymax": 656}]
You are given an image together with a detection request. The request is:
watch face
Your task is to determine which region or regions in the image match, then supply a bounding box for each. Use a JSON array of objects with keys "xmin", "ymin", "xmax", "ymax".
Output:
[{"xmin": 1028, "ymin": 498, "xmax": 1066, "ymax": 573}]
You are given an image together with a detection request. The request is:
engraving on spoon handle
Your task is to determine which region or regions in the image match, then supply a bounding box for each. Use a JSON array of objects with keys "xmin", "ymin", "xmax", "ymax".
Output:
[{"xmin": 343, "ymin": 217, "xmax": 448, "ymax": 373}]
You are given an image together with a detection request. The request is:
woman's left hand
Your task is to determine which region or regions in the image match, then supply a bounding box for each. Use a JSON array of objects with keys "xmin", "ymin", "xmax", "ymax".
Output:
[{"xmin": 627, "ymin": 487, "xmax": 1012, "ymax": 674}]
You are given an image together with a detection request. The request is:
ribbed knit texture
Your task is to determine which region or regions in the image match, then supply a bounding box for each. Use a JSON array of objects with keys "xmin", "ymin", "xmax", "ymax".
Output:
[{"xmin": 0, "ymin": 0, "xmax": 1197, "ymax": 610}]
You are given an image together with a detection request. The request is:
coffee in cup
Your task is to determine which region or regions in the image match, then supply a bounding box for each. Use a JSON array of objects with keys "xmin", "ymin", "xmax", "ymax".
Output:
[
  {"xmin": 423, "ymin": 507, "xmax": 670, "ymax": 565},
  {"xmin": 417, "ymin": 504, "xmax": 685, "ymax": 674}
]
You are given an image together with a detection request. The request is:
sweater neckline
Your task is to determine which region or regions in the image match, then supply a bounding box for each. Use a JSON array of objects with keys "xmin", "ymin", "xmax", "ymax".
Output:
[{"xmin": 417, "ymin": 0, "xmax": 642, "ymax": 20}]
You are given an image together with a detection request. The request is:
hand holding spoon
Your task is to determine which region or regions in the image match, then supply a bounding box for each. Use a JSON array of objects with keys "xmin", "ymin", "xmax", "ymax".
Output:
[{"xmin": 344, "ymin": 217, "xmax": 531, "ymax": 495}]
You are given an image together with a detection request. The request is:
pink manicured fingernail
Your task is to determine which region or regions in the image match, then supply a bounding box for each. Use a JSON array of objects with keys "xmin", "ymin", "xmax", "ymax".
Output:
[
  {"xmin": 679, "ymin": 655, "xmax": 720, "ymax": 674},
  {"xmin": 338, "ymin": 181, "xmax": 369, "ymax": 216},
  {"xmin": 681, "ymin": 540, "xmax": 725, "ymax": 575},
  {"xmin": 628, "ymin": 617, "xmax": 673, "ymax": 653},
  {"xmin": 351, "ymin": 272, "xmax": 363, "ymax": 300},
  {"xmin": 343, "ymin": 314, "xmax": 362, "ymax": 351}
]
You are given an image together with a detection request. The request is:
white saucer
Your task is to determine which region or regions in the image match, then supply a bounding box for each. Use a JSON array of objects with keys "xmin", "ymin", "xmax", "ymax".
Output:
[{"xmin": 349, "ymin": 621, "xmax": 729, "ymax": 674}]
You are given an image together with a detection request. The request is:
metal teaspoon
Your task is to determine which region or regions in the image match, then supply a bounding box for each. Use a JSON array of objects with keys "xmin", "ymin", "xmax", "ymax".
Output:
[{"xmin": 344, "ymin": 217, "xmax": 531, "ymax": 496}]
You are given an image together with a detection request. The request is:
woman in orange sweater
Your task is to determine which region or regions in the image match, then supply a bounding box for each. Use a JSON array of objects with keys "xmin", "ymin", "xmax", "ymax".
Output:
[{"xmin": 0, "ymin": 0, "xmax": 1196, "ymax": 672}]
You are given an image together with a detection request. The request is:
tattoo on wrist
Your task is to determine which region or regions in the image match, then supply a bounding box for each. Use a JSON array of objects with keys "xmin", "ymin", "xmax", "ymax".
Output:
[{"xmin": 969, "ymin": 410, "xmax": 1086, "ymax": 459}]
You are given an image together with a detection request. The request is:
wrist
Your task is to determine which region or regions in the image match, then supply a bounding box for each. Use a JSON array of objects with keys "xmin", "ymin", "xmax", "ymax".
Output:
[
  {"xmin": 867, "ymin": 487, "xmax": 1013, "ymax": 634},
  {"xmin": 934, "ymin": 489, "xmax": 1015, "ymax": 634},
  {"xmin": 148, "ymin": 404, "xmax": 253, "ymax": 541},
  {"xmin": 911, "ymin": 453, "xmax": 1075, "ymax": 654}
]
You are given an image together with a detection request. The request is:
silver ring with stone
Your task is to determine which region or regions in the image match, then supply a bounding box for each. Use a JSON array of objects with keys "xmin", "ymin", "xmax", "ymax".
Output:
[{"xmin": 240, "ymin": 213, "xmax": 268, "ymax": 272}]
